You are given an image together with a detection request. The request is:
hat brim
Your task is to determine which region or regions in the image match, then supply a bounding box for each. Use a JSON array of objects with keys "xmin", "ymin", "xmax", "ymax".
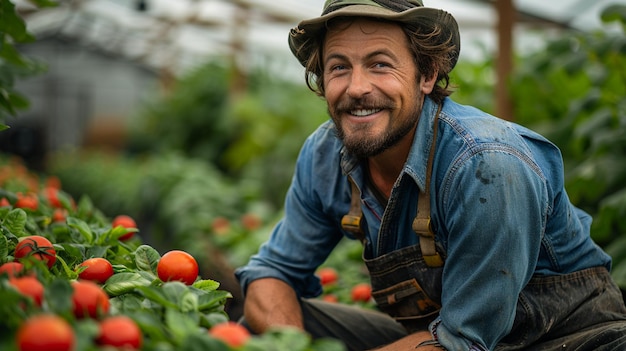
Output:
[{"xmin": 288, "ymin": 4, "xmax": 460, "ymax": 70}]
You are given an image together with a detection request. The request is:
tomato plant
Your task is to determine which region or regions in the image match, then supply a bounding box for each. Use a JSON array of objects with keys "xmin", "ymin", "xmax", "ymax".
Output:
[
  {"xmin": 157, "ymin": 250, "xmax": 199, "ymax": 285},
  {"xmin": 14, "ymin": 236, "xmax": 57, "ymax": 269},
  {"xmin": 111, "ymin": 214, "xmax": 137, "ymax": 241},
  {"xmin": 16, "ymin": 314, "xmax": 75, "ymax": 351},
  {"xmin": 9, "ymin": 276, "xmax": 44, "ymax": 307},
  {"xmin": 77, "ymin": 258, "xmax": 114, "ymax": 284},
  {"xmin": 351, "ymin": 283, "xmax": 372, "ymax": 303},
  {"xmin": 209, "ymin": 321, "xmax": 251, "ymax": 348},
  {"xmin": 71, "ymin": 280, "xmax": 110, "ymax": 319},
  {"xmin": 14, "ymin": 193, "xmax": 38, "ymax": 211},
  {"xmin": 96, "ymin": 315, "xmax": 142, "ymax": 349},
  {"xmin": 0, "ymin": 262, "xmax": 26, "ymax": 278},
  {"xmin": 317, "ymin": 267, "xmax": 339, "ymax": 286}
]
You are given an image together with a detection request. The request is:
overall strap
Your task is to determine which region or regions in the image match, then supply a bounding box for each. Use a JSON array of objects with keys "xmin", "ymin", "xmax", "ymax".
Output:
[
  {"xmin": 341, "ymin": 175, "xmax": 367, "ymax": 244},
  {"xmin": 412, "ymin": 104, "xmax": 444, "ymax": 267}
]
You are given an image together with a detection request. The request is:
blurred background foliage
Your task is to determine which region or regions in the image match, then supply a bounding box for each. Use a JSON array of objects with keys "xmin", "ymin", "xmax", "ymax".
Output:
[{"xmin": 2, "ymin": 0, "xmax": 626, "ymax": 317}]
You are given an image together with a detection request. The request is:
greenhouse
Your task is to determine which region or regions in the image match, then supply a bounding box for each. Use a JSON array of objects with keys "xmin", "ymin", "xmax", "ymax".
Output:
[{"xmin": 1, "ymin": 0, "xmax": 626, "ymax": 350}]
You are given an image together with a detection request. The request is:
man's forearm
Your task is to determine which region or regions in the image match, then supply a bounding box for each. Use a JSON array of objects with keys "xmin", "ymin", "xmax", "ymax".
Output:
[{"xmin": 243, "ymin": 278, "xmax": 304, "ymax": 333}]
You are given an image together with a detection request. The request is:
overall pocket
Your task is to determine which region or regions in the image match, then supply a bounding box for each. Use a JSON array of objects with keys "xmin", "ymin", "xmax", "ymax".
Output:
[{"xmin": 372, "ymin": 278, "xmax": 441, "ymax": 332}]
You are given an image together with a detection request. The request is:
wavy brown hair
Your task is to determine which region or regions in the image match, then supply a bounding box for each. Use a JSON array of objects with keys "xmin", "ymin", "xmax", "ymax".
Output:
[{"xmin": 303, "ymin": 17, "xmax": 457, "ymax": 104}]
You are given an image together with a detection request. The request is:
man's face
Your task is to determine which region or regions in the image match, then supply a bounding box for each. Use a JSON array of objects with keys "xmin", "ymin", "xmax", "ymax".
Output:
[{"xmin": 322, "ymin": 18, "xmax": 434, "ymax": 158}]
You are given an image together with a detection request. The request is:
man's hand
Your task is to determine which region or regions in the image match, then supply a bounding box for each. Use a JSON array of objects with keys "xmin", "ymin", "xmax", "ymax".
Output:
[
  {"xmin": 243, "ymin": 278, "xmax": 304, "ymax": 333},
  {"xmin": 369, "ymin": 331, "xmax": 442, "ymax": 351}
]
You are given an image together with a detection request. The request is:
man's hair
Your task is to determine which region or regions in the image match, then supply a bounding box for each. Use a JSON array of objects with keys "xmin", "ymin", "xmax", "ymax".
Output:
[{"xmin": 303, "ymin": 17, "xmax": 457, "ymax": 104}]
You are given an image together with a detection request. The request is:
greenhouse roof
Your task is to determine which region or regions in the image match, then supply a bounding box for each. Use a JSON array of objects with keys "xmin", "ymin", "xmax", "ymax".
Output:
[{"xmin": 15, "ymin": 0, "xmax": 626, "ymax": 76}]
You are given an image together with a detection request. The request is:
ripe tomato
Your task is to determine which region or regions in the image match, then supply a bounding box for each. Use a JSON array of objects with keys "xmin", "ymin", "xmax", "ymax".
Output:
[
  {"xmin": 0, "ymin": 262, "xmax": 27, "ymax": 277},
  {"xmin": 317, "ymin": 267, "xmax": 339, "ymax": 286},
  {"xmin": 14, "ymin": 236, "xmax": 57, "ymax": 269},
  {"xmin": 0, "ymin": 197, "xmax": 10, "ymax": 207},
  {"xmin": 351, "ymin": 283, "xmax": 372, "ymax": 303},
  {"xmin": 71, "ymin": 280, "xmax": 110, "ymax": 319},
  {"xmin": 321, "ymin": 294, "xmax": 339, "ymax": 303},
  {"xmin": 112, "ymin": 215, "xmax": 137, "ymax": 241},
  {"xmin": 16, "ymin": 314, "xmax": 75, "ymax": 351},
  {"xmin": 157, "ymin": 250, "xmax": 199, "ymax": 285},
  {"xmin": 209, "ymin": 322, "xmax": 251, "ymax": 348},
  {"xmin": 52, "ymin": 208, "xmax": 67, "ymax": 223},
  {"xmin": 9, "ymin": 276, "xmax": 44, "ymax": 306},
  {"xmin": 43, "ymin": 187, "xmax": 62, "ymax": 208},
  {"xmin": 78, "ymin": 258, "xmax": 114, "ymax": 284},
  {"xmin": 14, "ymin": 193, "xmax": 38, "ymax": 211},
  {"xmin": 96, "ymin": 316, "xmax": 142, "ymax": 349},
  {"xmin": 240, "ymin": 213, "xmax": 262, "ymax": 231}
]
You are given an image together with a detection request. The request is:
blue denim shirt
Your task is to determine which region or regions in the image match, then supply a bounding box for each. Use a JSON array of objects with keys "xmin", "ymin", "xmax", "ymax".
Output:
[{"xmin": 235, "ymin": 96, "xmax": 612, "ymax": 350}]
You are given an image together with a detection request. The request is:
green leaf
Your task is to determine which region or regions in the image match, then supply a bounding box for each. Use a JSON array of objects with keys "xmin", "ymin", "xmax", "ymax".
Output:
[
  {"xmin": 180, "ymin": 332, "xmax": 228, "ymax": 351},
  {"xmin": 103, "ymin": 272, "xmax": 151, "ymax": 296},
  {"xmin": 67, "ymin": 217, "xmax": 94, "ymax": 244},
  {"xmin": 4, "ymin": 208, "xmax": 27, "ymax": 237},
  {"xmin": 0, "ymin": 0, "xmax": 34, "ymax": 43},
  {"xmin": 45, "ymin": 278, "xmax": 73, "ymax": 315},
  {"xmin": 0, "ymin": 235, "xmax": 7, "ymax": 262},
  {"xmin": 197, "ymin": 290, "xmax": 231, "ymax": 312},
  {"xmin": 192, "ymin": 279, "xmax": 220, "ymax": 292},
  {"xmin": 134, "ymin": 285, "xmax": 178, "ymax": 309},
  {"xmin": 134, "ymin": 244, "xmax": 160, "ymax": 273},
  {"xmin": 165, "ymin": 309, "xmax": 199, "ymax": 343}
]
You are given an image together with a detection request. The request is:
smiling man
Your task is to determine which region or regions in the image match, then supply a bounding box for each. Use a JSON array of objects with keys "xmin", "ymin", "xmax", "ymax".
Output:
[{"xmin": 235, "ymin": 1, "xmax": 626, "ymax": 350}]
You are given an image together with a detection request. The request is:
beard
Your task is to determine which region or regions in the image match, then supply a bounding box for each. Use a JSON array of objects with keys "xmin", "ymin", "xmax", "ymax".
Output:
[{"xmin": 329, "ymin": 94, "xmax": 423, "ymax": 158}]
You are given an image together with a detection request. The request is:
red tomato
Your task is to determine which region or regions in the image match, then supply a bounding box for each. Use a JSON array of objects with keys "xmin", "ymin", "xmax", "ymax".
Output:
[
  {"xmin": 112, "ymin": 215, "xmax": 137, "ymax": 241},
  {"xmin": 14, "ymin": 236, "xmax": 57, "ymax": 269},
  {"xmin": 317, "ymin": 267, "xmax": 339, "ymax": 286},
  {"xmin": 9, "ymin": 276, "xmax": 44, "ymax": 306},
  {"xmin": 16, "ymin": 314, "xmax": 75, "ymax": 351},
  {"xmin": 0, "ymin": 262, "xmax": 27, "ymax": 277},
  {"xmin": 14, "ymin": 193, "xmax": 38, "ymax": 211},
  {"xmin": 0, "ymin": 197, "xmax": 10, "ymax": 207},
  {"xmin": 71, "ymin": 280, "xmax": 110, "ymax": 319},
  {"xmin": 157, "ymin": 250, "xmax": 199, "ymax": 285},
  {"xmin": 43, "ymin": 187, "xmax": 62, "ymax": 208},
  {"xmin": 96, "ymin": 316, "xmax": 142, "ymax": 349},
  {"xmin": 351, "ymin": 283, "xmax": 372, "ymax": 303},
  {"xmin": 78, "ymin": 258, "xmax": 114, "ymax": 284},
  {"xmin": 240, "ymin": 213, "xmax": 262, "ymax": 231},
  {"xmin": 321, "ymin": 294, "xmax": 339, "ymax": 303},
  {"xmin": 52, "ymin": 208, "xmax": 67, "ymax": 223},
  {"xmin": 209, "ymin": 322, "xmax": 251, "ymax": 348}
]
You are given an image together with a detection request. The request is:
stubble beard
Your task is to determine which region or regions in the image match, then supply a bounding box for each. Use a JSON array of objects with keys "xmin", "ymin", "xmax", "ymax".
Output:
[{"xmin": 330, "ymin": 96, "xmax": 423, "ymax": 158}]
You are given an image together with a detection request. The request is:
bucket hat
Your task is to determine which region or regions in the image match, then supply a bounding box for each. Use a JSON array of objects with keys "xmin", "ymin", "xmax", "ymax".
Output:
[{"xmin": 288, "ymin": 0, "xmax": 460, "ymax": 71}]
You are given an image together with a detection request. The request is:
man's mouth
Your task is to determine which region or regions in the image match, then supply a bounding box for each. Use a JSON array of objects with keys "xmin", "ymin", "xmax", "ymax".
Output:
[{"xmin": 349, "ymin": 108, "xmax": 382, "ymax": 117}]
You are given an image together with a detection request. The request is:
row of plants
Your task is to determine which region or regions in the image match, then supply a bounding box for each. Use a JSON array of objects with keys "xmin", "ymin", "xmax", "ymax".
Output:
[{"xmin": 0, "ymin": 156, "xmax": 346, "ymax": 350}]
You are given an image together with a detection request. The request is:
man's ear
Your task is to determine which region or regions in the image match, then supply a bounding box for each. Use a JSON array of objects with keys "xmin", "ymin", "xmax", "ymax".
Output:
[{"xmin": 421, "ymin": 72, "xmax": 437, "ymax": 95}]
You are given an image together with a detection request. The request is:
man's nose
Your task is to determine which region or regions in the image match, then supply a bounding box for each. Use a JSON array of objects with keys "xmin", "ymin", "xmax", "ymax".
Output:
[{"xmin": 346, "ymin": 68, "xmax": 372, "ymax": 98}]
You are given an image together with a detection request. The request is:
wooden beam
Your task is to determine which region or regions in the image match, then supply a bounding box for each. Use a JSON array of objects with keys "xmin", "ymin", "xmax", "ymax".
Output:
[{"xmin": 495, "ymin": 0, "xmax": 514, "ymax": 121}]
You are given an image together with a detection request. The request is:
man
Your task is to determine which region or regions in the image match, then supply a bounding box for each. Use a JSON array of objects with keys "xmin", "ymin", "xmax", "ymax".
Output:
[{"xmin": 235, "ymin": 0, "xmax": 626, "ymax": 350}]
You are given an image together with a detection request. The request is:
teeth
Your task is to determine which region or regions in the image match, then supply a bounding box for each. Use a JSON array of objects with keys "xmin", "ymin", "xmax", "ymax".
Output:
[{"xmin": 350, "ymin": 109, "xmax": 381, "ymax": 116}]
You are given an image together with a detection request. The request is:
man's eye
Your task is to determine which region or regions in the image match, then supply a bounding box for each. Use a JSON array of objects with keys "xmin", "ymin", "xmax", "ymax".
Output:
[
  {"xmin": 374, "ymin": 62, "xmax": 390, "ymax": 69},
  {"xmin": 331, "ymin": 64, "xmax": 346, "ymax": 71}
]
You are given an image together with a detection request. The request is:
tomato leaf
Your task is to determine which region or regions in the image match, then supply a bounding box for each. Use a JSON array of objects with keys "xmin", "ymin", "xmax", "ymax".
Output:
[
  {"xmin": 45, "ymin": 278, "xmax": 73, "ymax": 315},
  {"xmin": 192, "ymin": 279, "xmax": 220, "ymax": 292},
  {"xmin": 197, "ymin": 290, "xmax": 231, "ymax": 312},
  {"xmin": 134, "ymin": 244, "xmax": 160, "ymax": 273},
  {"xmin": 180, "ymin": 332, "xmax": 229, "ymax": 351},
  {"xmin": 67, "ymin": 217, "xmax": 94, "ymax": 244},
  {"xmin": 0, "ymin": 235, "xmax": 7, "ymax": 261},
  {"xmin": 165, "ymin": 308, "xmax": 199, "ymax": 343},
  {"xmin": 4, "ymin": 208, "xmax": 27, "ymax": 237},
  {"xmin": 103, "ymin": 272, "xmax": 151, "ymax": 296}
]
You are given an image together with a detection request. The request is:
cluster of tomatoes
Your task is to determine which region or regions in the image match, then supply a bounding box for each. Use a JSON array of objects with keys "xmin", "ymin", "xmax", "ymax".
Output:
[{"xmin": 316, "ymin": 267, "xmax": 372, "ymax": 304}]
